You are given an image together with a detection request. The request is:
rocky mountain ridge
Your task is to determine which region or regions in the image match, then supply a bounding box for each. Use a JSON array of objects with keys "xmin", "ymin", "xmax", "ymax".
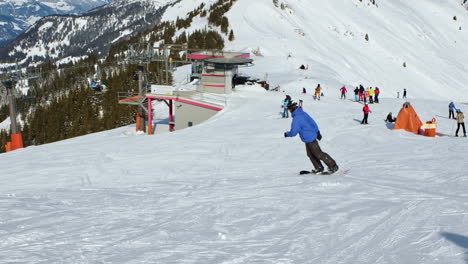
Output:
[
  {"xmin": 0, "ymin": 0, "xmax": 112, "ymax": 46},
  {"xmin": 0, "ymin": 0, "xmax": 179, "ymax": 64}
]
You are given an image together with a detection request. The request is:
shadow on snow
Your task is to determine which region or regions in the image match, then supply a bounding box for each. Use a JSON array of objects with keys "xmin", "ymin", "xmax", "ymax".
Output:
[{"xmin": 440, "ymin": 232, "xmax": 468, "ymax": 263}]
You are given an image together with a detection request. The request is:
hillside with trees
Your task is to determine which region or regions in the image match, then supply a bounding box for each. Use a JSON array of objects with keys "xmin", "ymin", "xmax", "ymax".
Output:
[{"xmin": 0, "ymin": 0, "xmax": 238, "ymax": 153}]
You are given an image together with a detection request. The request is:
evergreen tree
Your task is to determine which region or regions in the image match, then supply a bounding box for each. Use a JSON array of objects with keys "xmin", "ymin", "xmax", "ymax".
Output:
[{"xmin": 220, "ymin": 17, "xmax": 229, "ymax": 34}]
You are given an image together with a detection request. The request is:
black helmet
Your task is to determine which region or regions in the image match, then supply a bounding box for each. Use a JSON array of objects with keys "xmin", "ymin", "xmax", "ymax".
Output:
[{"xmin": 287, "ymin": 102, "xmax": 298, "ymax": 111}]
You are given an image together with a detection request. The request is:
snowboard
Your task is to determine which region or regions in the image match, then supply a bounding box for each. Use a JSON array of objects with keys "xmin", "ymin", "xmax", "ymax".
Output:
[{"xmin": 299, "ymin": 169, "xmax": 349, "ymax": 175}]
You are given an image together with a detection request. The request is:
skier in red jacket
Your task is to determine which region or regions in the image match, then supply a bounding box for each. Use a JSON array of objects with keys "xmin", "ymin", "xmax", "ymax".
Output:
[
  {"xmin": 340, "ymin": 86, "xmax": 347, "ymax": 99},
  {"xmin": 361, "ymin": 103, "xmax": 371, "ymax": 124},
  {"xmin": 374, "ymin": 87, "xmax": 380, "ymax": 103}
]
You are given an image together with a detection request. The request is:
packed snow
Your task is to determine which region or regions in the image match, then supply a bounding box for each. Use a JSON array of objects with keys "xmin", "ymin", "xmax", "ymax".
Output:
[
  {"xmin": 1, "ymin": 0, "xmax": 468, "ymax": 263},
  {"xmin": 226, "ymin": 0, "xmax": 468, "ymax": 101}
]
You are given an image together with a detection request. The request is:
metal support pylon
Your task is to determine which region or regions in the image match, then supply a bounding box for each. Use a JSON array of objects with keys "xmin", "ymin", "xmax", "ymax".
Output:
[{"xmin": 0, "ymin": 60, "xmax": 39, "ymax": 151}]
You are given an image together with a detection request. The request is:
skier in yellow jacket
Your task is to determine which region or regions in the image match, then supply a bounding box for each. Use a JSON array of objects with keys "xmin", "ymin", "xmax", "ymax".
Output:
[
  {"xmin": 368, "ymin": 87, "xmax": 375, "ymax": 104},
  {"xmin": 314, "ymin": 84, "xmax": 322, "ymax": 101}
]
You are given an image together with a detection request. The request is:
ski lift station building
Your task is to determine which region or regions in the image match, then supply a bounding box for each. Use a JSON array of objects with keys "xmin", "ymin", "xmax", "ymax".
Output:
[
  {"xmin": 121, "ymin": 51, "xmax": 253, "ymax": 133},
  {"xmin": 188, "ymin": 51, "xmax": 252, "ymax": 94}
]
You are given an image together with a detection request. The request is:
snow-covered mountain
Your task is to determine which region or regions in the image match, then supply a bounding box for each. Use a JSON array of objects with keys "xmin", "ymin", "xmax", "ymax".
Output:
[
  {"xmin": 0, "ymin": 0, "xmax": 113, "ymax": 46},
  {"xmin": 0, "ymin": 0, "xmax": 178, "ymax": 63},
  {"xmin": 1, "ymin": 0, "xmax": 468, "ymax": 263},
  {"xmin": 220, "ymin": 0, "xmax": 468, "ymax": 101}
]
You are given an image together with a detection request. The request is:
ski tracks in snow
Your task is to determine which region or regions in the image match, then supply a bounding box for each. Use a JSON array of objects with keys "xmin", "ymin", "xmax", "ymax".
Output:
[{"xmin": 315, "ymin": 200, "xmax": 428, "ymax": 263}]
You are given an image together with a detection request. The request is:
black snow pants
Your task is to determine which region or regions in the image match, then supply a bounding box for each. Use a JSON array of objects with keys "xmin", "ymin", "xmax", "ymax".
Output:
[
  {"xmin": 305, "ymin": 140, "xmax": 337, "ymax": 170},
  {"xmin": 361, "ymin": 113, "xmax": 369, "ymax": 124},
  {"xmin": 449, "ymin": 110, "xmax": 455, "ymax": 119},
  {"xmin": 456, "ymin": 122, "xmax": 466, "ymax": 136}
]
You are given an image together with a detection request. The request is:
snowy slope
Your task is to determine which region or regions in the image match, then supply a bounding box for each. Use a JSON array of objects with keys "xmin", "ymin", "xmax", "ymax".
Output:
[
  {"xmin": 1, "ymin": 0, "xmax": 468, "ymax": 263},
  {"xmin": 225, "ymin": 0, "xmax": 468, "ymax": 101},
  {"xmin": 1, "ymin": 83, "xmax": 467, "ymax": 263}
]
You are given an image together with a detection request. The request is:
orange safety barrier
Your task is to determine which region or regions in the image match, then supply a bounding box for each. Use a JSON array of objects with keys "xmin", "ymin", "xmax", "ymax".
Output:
[
  {"xmin": 422, "ymin": 119, "xmax": 437, "ymax": 137},
  {"xmin": 11, "ymin": 133, "xmax": 23, "ymax": 150},
  {"xmin": 424, "ymin": 128, "xmax": 436, "ymax": 137},
  {"xmin": 148, "ymin": 123, "xmax": 153, "ymax": 135},
  {"xmin": 136, "ymin": 112, "xmax": 141, "ymax": 132},
  {"xmin": 5, "ymin": 142, "xmax": 11, "ymax": 152}
]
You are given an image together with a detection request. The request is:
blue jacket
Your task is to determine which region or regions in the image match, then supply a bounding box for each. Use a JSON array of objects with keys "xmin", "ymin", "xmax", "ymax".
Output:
[
  {"xmin": 286, "ymin": 108, "xmax": 319, "ymax": 143},
  {"xmin": 449, "ymin": 102, "xmax": 455, "ymax": 110}
]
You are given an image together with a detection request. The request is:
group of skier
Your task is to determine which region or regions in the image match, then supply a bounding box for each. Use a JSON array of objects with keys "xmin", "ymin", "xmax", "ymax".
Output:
[
  {"xmin": 339, "ymin": 85, "xmax": 380, "ymax": 125},
  {"xmin": 352, "ymin": 85, "xmax": 380, "ymax": 104},
  {"xmin": 281, "ymin": 86, "xmax": 466, "ymax": 175}
]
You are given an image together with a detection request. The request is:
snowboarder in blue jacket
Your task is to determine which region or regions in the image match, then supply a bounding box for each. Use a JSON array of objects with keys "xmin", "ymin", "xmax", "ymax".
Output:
[{"xmin": 284, "ymin": 102, "xmax": 339, "ymax": 174}]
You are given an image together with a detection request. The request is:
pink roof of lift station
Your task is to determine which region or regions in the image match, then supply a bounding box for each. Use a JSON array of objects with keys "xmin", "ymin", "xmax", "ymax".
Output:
[{"xmin": 187, "ymin": 51, "xmax": 250, "ymax": 60}]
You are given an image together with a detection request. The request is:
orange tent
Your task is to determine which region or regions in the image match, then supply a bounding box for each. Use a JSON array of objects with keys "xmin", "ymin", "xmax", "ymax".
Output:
[{"xmin": 393, "ymin": 103, "xmax": 423, "ymax": 134}]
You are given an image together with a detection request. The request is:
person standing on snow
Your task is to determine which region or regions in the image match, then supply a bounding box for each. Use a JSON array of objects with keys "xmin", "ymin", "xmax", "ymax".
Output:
[
  {"xmin": 359, "ymin": 85, "xmax": 365, "ymax": 101},
  {"xmin": 340, "ymin": 85, "xmax": 347, "ymax": 99},
  {"xmin": 403, "ymin": 88, "xmax": 407, "ymax": 99},
  {"xmin": 282, "ymin": 95, "xmax": 292, "ymax": 118},
  {"xmin": 284, "ymin": 102, "xmax": 339, "ymax": 174},
  {"xmin": 449, "ymin": 102, "xmax": 456, "ymax": 119},
  {"xmin": 361, "ymin": 103, "xmax": 371, "ymax": 124},
  {"xmin": 455, "ymin": 109, "xmax": 466, "ymax": 137},
  {"xmin": 314, "ymin": 84, "xmax": 322, "ymax": 100},
  {"xmin": 368, "ymin": 87, "xmax": 375, "ymax": 104},
  {"xmin": 354, "ymin": 86, "xmax": 359, "ymax": 102},
  {"xmin": 374, "ymin": 87, "xmax": 380, "ymax": 103},
  {"xmin": 364, "ymin": 88, "xmax": 369, "ymax": 104}
]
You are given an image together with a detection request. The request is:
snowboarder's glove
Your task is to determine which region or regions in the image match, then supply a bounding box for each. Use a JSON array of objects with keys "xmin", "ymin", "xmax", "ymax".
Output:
[
  {"xmin": 284, "ymin": 132, "xmax": 288, "ymax": 138},
  {"xmin": 317, "ymin": 131, "xmax": 322, "ymax": 141}
]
